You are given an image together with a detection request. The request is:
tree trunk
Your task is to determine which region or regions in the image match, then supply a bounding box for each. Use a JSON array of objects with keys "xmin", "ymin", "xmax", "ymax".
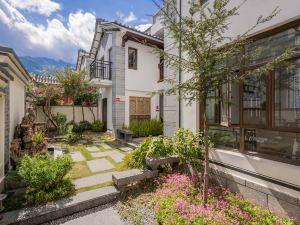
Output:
[
  {"xmin": 82, "ymin": 105, "xmax": 85, "ymax": 121},
  {"xmin": 88, "ymin": 107, "xmax": 96, "ymax": 122},
  {"xmin": 202, "ymin": 103, "xmax": 209, "ymax": 205}
]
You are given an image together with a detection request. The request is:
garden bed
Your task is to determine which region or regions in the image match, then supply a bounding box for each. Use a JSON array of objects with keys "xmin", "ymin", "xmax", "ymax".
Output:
[{"xmin": 116, "ymin": 173, "xmax": 296, "ymax": 225}]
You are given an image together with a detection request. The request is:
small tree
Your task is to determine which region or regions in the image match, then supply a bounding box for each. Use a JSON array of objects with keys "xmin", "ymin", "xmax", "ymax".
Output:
[
  {"xmin": 76, "ymin": 84, "xmax": 99, "ymax": 122},
  {"xmin": 32, "ymin": 83, "xmax": 63, "ymax": 129},
  {"xmin": 57, "ymin": 69, "xmax": 86, "ymax": 122},
  {"xmin": 153, "ymin": 0, "xmax": 293, "ymax": 204}
]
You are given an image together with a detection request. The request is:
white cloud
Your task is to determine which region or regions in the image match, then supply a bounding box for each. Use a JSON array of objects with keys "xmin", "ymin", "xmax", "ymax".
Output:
[
  {"xmin": 0, "ymin": 0, "xmax": 95, "ymax": 62},
  {"xmin": 123, "ymin": 11, "xmax": 137, "ymax": 23},
  {"xmin": 135, "ymin": 23, "xmax": 152, "ymax": 32},
  {"xmin": 116, "ymin": 11, "xmax": 137, "ymax": 24},
  {"xmin": 7, "ymin": 0, "xmax": 61, "ymax": 16}
]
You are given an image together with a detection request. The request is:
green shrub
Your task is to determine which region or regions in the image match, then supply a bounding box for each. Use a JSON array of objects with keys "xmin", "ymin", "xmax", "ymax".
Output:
[
  {"xmin": 127, "ymin": 119, "xmax": 163, "ymax": 137},
  {"xmin": 52, "ymin": 112, "xmax": 68, "ymax": 135},
  {"xmin": 91, "ymin": 120, "xmax": 104, "ymax": 132},
  {"xmin": 17, "ymin": 154, "xmax": 75, "ymax": 206},
  {"xmin": 32, "ymin": 131, "xmax": 45, "ymax": 145},
  {"xmin": 66, "ymin": 131, "xmax": 81, "ymax": 144},
  {"xmin": 72, "ymin": 120, "xmax": 92, "ymax": 134},
  {"xmin": 173, "ymin": 128, "xmax": 212, "ymax": 166},
  {"xmin": 125, "ymin": 128, "xmax": 212, "ymax": 169},
  {"xmin": 125, "ymin": 136, "xmax": 173, "ymax": 169}
]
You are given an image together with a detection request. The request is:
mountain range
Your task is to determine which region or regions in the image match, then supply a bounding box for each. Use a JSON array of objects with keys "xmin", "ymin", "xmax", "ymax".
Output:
[{"xmin": 20, "ymin": 56, "xmax": 75, "ymax": 76}]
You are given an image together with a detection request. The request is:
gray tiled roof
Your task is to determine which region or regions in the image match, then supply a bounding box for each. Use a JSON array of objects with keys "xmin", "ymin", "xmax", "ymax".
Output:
[{"xmin": 33, "ymin": 75, "xmax": 60, "ymax": 85}]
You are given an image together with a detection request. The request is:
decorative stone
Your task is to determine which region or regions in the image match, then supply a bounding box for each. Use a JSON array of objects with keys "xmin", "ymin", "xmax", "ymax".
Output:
[
  {"xmin": 112, "ymin": 169, "xmax": 158, "ymax": 188},
  {"xmin": 87, "ymin": 159, "xmax": 115, "ymax": 173},
  {"xmin": 146, "ymin": 156, "xmax": 179, "ymax": 170}
]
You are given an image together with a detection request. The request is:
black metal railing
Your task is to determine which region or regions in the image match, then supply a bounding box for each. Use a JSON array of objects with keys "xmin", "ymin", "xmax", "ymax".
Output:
[{"xmin": 90, "ymin": 60, "xmax": 112, "ymax": 80}]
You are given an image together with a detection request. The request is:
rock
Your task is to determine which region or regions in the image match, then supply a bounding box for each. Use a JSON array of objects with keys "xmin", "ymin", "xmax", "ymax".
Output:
[{"xmin": 146, "ymin": 156, "xmax": 180, "ymax": 170}]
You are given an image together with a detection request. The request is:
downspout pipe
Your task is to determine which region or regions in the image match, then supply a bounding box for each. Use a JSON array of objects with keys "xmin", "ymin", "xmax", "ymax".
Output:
[{"xmin": 178, "ymin": 0, "xmax": 182, "ymax": 128}]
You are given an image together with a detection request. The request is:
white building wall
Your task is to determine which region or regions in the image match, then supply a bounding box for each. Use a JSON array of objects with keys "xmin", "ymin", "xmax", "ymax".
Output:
[
  {"xmin": 9, "ymin": 77, "xmax": 25, "ymax": 143},
  {"xmin": 124, "ymin": 40, "xmax": 161, "ymax": 126},
  {"xmin": 164, "ymin": 0, "xmax": 300, "ymax": 136}
]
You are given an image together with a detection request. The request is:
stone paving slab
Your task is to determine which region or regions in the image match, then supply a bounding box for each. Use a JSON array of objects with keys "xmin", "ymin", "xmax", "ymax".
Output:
[
  {"xmin": 59, "ymin": 206, "xmax": 124, "ymax": 225},
  {"xmin": 73, "ymin": 172, "xmax": 114, "ymax": 189},
  {"xmin": 91, "ymin": 150, "xmax": 125, "ymax": 163},
  {"xmin": 86, "ymin": 146, "xmax": 100, "ymax": 152},
  {"xmin": 0, "ymin": 186, "xmax": 120, "ymax": 225},
  {"xmin": 71, "ymin": 152, "xmax": 86, "ymax": 162},
  {"xmin": 87, "ymin": 159, "xmax": 115, "ymax": 173},
  {"xmin": 101, "ymin": 143, "xmax": 112, "ymax": 150},
  {"xmin": 119, "ymin": 147, "xmax": 134, "ymax": 152}
]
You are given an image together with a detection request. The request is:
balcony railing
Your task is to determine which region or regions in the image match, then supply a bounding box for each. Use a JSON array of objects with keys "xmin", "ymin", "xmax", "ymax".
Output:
[{"xmin": 90, "ymin": 60, "xmax": 112, "ymax": 80}]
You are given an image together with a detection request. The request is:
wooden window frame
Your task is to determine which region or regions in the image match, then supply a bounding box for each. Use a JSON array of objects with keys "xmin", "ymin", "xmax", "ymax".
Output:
[
  {"xmin": 128, "ymin": 47, "xmax": 138, "ymax": 70},
  {"xmin": 129, "ymin": 96, "xmax": 151, "ymax": 123}
]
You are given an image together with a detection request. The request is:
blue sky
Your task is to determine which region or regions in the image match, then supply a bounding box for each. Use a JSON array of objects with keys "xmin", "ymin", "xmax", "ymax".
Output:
[{"xmin": 0, "ymin": 0, "xmax": 161, "ymax": 63}]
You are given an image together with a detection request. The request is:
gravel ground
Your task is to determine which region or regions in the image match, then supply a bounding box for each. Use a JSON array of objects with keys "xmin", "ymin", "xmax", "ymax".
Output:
[
  {"xmin": 115, "ymin": 200, "xmax": 157, "ymax": 225},
  {"xmin": 42, "ymin": 202, "xmax": 124, "ymax": 225}
]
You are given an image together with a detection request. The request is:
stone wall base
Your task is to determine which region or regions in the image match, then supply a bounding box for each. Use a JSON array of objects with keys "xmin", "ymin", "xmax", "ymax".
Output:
[{"xmin": 210, "ymin": 169, "xmax": 300, "ymax": 222}]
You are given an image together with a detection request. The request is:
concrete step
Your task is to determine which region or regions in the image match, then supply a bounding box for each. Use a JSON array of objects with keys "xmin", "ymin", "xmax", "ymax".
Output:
[
  {"xmin": 0, "ymin": 186, "xmax": 119, "ymax": 225},
  {"xmin": 112, "ymin": 169, "xmax": 158, "ymax": 188}
]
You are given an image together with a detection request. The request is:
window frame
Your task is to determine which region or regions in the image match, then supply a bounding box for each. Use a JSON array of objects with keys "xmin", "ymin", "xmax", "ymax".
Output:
[{"xmin": 128, "ymin": 47, "xmax": 138, "ymax": 70}]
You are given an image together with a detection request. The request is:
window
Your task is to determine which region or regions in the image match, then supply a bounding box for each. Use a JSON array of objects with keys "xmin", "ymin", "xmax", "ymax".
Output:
[
  {"xmin": 129, "ymin": 97, "xmax": 151, "ymax": 122},
  {"xmin": 275, "ymin": 59, "xmax": 300, "ymax": 128},
  {"xmin": 243, "ymin": 73, "xmax": 268, "ymax": 126},
  {"xmin": 159, "ymin": 57, "xmax": 164, "ymax": 81},
  {"xmin": 244, "ymin": 129, "xmax": 300, "ymax": 161},
  {"xmin": 128, "ymin": 47, "xmax": 137, "ymax": 70},
  {"xmin": 207, "ymin": 90, "xmax": 220, "ymax": 124}
]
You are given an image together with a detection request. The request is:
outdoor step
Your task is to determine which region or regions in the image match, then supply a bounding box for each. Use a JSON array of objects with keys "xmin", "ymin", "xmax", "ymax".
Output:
[
  {"xmin": 112, "ymin": 169, "xmax": 158, "ymax": 188},
  {"xmin": 146, "ymin": 156, "xmax": 180, "ymax": 170},
  {"xmin": 0, "ymin": 186, "xmax": 120, "ymax": 225}
]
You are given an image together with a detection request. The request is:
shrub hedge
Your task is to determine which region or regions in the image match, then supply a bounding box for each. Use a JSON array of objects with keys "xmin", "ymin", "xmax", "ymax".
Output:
[{"xmin": 127, "ymin": 119, "xmax": 163, "ymax": 138}]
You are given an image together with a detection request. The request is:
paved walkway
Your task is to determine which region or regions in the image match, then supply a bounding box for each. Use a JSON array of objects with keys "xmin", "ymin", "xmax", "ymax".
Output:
[
  {"xmin": 59, "ymin": 207, "xmax": 124, "ymax": 225},
  {"xmin": 69, "ymin": 141, "xmax": 134, "ymax": 190}
]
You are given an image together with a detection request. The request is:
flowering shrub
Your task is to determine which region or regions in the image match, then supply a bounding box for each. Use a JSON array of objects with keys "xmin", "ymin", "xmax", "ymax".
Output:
[{"xmin": 154, "ymin": 174, "xmax": 296, "ymax": 225}]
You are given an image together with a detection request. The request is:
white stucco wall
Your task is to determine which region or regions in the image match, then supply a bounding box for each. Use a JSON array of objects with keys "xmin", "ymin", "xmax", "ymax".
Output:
[
  {"xmin": 35, "ymin": 106, "xmax": 98, "ymax": 124},
  {"xmin": 9, "ymin": 76, "xmax": 25, "ymax": 143},
  {"xmin": 97, "ymin": 33, "xmax": 113, "ymax": 61}
]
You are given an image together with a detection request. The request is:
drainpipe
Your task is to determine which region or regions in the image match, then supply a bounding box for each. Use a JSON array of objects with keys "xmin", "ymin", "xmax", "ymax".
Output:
[{"xmin": 178, "ymin": 0, "xmax": 182, "ymax": 128}]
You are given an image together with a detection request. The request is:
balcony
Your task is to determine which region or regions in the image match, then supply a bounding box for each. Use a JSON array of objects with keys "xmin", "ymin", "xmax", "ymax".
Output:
[{"xmin": 89, "ymin": 60, "xmax": 112, "ymax": 88}]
